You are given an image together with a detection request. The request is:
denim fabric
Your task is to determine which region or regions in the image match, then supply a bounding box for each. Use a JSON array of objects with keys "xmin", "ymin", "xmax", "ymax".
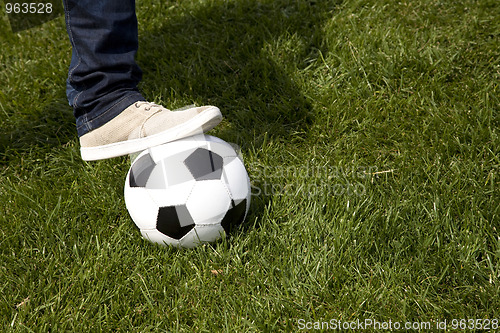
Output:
[{"xmin": 63, "ymin": 0, "xmax": 145, "ymax": 136}]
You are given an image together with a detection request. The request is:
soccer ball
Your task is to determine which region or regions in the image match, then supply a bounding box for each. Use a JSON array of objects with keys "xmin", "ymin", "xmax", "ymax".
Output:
[{"xmin": 124, "ymin": 135, "xmax": 251, "ymax": 248}]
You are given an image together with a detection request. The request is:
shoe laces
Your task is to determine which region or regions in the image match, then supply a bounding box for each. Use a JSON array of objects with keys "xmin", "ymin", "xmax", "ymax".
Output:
[{"xmin": 134, "ymin": 101, "xmax": 164, "ymax": 112}]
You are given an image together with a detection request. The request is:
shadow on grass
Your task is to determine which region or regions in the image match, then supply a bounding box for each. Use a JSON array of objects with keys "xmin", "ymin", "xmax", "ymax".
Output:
[
  {"xmin": 139, "ymin": 0, "xmax": 342, "ymax": 138},
  {"xmin": 138, "ymin": 0, "xmax": 341, "ymax": 232},
  {"xmin": 0, "ymin": 99, "xmax": 75, "ymax": 164}
]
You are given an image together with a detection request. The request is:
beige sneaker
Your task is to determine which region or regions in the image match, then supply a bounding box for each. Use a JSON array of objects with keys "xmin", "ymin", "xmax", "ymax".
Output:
[{"xmin": 80, "ymin": 102, "xmax": 222, "ymax": 161}]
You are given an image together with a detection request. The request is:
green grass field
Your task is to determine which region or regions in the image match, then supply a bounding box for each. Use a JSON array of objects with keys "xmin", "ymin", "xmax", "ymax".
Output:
[{"xmin": 1, "ymin": 0, "xmax": 499, "ymax": 331}]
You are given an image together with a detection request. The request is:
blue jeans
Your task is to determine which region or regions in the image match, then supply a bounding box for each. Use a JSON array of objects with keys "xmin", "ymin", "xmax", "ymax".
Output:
[{"xmin": 63, "ymin": 0, "xmax": 146, "ymax": 136}]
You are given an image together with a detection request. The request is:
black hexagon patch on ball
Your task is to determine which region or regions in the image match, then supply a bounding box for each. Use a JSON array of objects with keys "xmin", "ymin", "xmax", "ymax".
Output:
[
  {"xmin": 221, "ymin": 199, "xmax": 247, "ymax": 233},
  {"xmin": 129, "ymin": 153, "xmax": 156, "ymax": 187},
  {"xmin": 156, "ymin": 205, "xmax": 195, "ymax": 240},
  {"xmin": 184, "ymin": 148, "xmax": 224, "ymax": 180}
]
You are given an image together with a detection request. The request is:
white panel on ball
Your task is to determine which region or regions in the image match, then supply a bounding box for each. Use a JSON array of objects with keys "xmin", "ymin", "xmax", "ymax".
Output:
[
  {"xmin": 141, "ymin": 229, "xmax": 177, "ymax": 246},
  {"xmin": 124, "ymin": 187, "xmax": 159, "ymax": 230},
  {"xmin": 207, "ymin": 140, "xmax": 239, "ymax": 159},
  {"xmin": 222, "ymin": 156, "xmax": 251, "ymax": 201},
  {"xmin": 190, "ymin": 225, "xmax": 225, "ymax": 244},
  {"xmin": 186, "ymin": 180, "xmax": 232, "ymax": 224},
  {"xmin": 147, "ymin": 181, "xmax": 196, "ymax": 208}
]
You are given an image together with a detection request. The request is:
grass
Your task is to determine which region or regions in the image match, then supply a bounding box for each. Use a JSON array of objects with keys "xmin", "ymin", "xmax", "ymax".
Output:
[{"xmin": 1, "ymin": 0, "xmax": 499, "ymax": 331}]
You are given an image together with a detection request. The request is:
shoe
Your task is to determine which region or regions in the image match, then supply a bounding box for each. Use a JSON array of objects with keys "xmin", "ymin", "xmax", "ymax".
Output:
[{"xmin": 80, "ymin": 101, "xmax": 222, "ymax": 161}]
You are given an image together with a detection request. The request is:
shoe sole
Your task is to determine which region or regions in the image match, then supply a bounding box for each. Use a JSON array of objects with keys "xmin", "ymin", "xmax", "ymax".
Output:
[{"xmin": 81, "ymin": 106, "xmax": 222, "ymax": 161}]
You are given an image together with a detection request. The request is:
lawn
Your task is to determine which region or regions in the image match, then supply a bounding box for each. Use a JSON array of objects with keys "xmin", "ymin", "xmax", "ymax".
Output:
[{"xmin": 0, "ymin": 0, "xmax": 499, "ymax": 331}]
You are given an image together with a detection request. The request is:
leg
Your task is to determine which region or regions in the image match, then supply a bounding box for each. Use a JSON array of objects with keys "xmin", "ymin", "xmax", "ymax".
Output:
[
  {"xmin": 63, "ymin": 0, "xmax": 145, "ymax": 137},
  {"xmin": 63, "ymin": 0, "xmax": 222, "ymax": 161}
]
